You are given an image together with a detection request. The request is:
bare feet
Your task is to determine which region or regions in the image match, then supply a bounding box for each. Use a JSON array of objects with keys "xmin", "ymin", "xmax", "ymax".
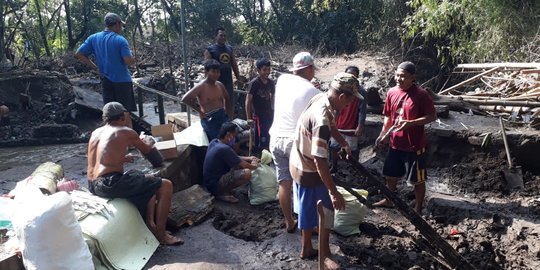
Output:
[
  {"xmin": 160, "ymin": 231, "xmax": 184, "ymax": 246},
  {"xmin": 286, "ymin": 220, "xmax": 297, "ymax": 233},
  {"xmin": 324, "ymin": 257, "xmax": 341, "ymax": 270},
  {"xmin": 300, "ymin": 249, "xmax": 318, "ymax": 260},
  {"xmin": 217, "ymin": 195, "xmax": 239, "ymax": 203},
  {"xmin": 373, "ymin": 198, "xmax": 394, "ymax": 208}
]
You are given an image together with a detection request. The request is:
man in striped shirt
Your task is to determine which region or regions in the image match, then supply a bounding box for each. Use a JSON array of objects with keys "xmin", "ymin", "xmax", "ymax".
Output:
[{"xmin": 289, "ymin": 72, "xmax": 363, "ymax": 268}]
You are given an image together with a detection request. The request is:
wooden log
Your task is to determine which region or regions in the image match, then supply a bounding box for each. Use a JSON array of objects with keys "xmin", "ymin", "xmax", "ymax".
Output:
[
  {"xmin": 464, "ymin": 99, "xmax": 540, "ymax": 107},
  {"xmin": 439, "ymin": 67, "xmax": 501, "ymax": 95},
  {"xmin": 520, "ymin": 68, "xmax": 540, "ymax": 74},
  {"xmin": 457, "ymin": 63, "xmax": 540, "ymax": 70},
  {"xmin": 427, "ymin": 89, "xmax": 481, "ymax": 114},
  {"xmin": 346, "ymin": 158, "xmax": 477, "ymax": 270},
  {"xmin": 168, "ymin": 184, "xmax": 214, "ymax": 227}
]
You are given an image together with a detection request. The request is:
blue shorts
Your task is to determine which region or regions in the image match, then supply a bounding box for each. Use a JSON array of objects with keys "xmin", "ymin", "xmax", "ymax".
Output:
[
  {"xmin": 382, "ymin": 147, "xmax": 427, "ymax": 185},
  {"xmin": 201, "ymin": 108, "xmax": 228, "ymax": 141},
  {"xmin": 293, "ymin": 182, "xmax": 333, "ymax": 229}
]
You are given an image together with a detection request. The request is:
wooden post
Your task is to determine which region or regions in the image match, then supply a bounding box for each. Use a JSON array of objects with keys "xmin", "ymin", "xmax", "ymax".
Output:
[
  {"xmin": 157, "ymin": 95, "xmax": 165, "ymax": 124},
  {"xmin": 346, "ymin": 158, "xmax": 477, "ymax": 270},
  {"xmin": 137, "ymin": 87, "xmax": 144, "ymax": 118}
]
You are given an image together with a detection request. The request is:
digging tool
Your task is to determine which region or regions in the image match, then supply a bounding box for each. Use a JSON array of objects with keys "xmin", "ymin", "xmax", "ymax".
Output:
[
  {"xmin": 358, "ymin": 125, "xmax": 396, "ymax": 163},
  {"xmin": 499, "ymin": 117, "xmax": 524, "ymax": 189},
  {"xmin": 345, "ymin": 157, "xmax": 477, "ymax": 270},
  {"xmin": 248, "ymin": 119, "xmax": 254, "ymax": 156},
  {"xmin": 317, "ymin": 200, "xmax": 325, "ymax": 270}
]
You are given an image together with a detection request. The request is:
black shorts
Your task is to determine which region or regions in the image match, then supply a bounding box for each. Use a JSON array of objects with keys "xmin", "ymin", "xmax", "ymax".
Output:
[
  {"xmin": 89, "ymin": 170, "xmax": 162, "ymax": 216},
  {"xmin": 382, "ymin": 147, "xmax": 427, "ymax": 185},
  {"xmin": 102, "ymin": 77, "xmax": 136, "ymax": 111}
]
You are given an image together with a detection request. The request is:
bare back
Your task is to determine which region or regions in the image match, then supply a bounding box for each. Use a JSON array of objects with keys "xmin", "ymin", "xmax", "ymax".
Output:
[{"xmin": 87, "ymin": 124, "xmax": 147, "ymax": 180}]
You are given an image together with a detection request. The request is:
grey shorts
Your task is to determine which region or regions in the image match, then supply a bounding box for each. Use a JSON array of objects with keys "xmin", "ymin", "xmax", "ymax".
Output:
[{"xmin": 269, "ymin": 136, "xmax": 293, "ymax": 182}]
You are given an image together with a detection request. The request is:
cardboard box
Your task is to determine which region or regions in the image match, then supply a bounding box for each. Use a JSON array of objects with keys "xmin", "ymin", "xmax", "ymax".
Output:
[
  {"xmin": 151, "ymin": 124, "xmax": 178, "ymax": 160},
  {"xmin": 166, "ymin": 112, "xmax": 201, "ymax": 132}
]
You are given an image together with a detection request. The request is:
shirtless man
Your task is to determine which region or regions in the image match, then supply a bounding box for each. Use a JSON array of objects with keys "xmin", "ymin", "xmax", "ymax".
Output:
[
  {"xmin": 87, "ymin": 102, "xmax": 183, "ymax": 245},
  {"xmin": 181, "ymin": 59, "xmax": 230, "ymax": 141}
]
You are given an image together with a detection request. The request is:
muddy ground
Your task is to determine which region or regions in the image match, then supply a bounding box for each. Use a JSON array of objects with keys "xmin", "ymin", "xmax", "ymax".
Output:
[{"xmin": 1, "ymin": 48, "xmax": 540, "ymax": 269}]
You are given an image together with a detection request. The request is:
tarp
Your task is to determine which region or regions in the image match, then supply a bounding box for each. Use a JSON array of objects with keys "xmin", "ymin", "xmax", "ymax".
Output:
[{"xmin": 77, "ymin": 196, "xmax": 159, "ymax": 270}]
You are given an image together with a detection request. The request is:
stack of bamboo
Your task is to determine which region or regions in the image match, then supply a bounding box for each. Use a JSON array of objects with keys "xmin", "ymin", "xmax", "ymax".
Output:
[{"xmin": 439, "ymin": 63, "xmax": 540, "ymax": 128}]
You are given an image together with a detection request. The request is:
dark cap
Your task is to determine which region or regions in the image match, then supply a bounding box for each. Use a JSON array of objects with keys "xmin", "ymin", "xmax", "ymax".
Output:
[
  {"xmin": 103, "ymin": 102, "xmax": 127, "ymax": 118},
  {"xmin": 397, "ymin": 61, "xmax": 416, "ymax": 75},
  {"xmin": 330, "ymin": 72, "xmax": 363, "ymax": 100},
  {"xmin": 104, "ymin": 13, "xmax": 125, "ymax": 26}
]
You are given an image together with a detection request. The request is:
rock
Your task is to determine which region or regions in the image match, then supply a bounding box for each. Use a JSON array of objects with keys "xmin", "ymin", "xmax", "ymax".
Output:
[{"xmin": 32, "ymin": 124, "xmax": 79, "ymax": 138}]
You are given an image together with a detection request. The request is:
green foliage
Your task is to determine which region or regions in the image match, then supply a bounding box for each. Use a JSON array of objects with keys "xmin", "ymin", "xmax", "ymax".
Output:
[{"xmin": 403, "ymin": 0, "xmax": 540, "ymax": 64}]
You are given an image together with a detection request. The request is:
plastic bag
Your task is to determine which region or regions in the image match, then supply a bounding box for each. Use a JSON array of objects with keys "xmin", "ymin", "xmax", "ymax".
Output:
[
  {"xmin": 333, "ymin": 186, "xmax": 369, "ymax": 236},
  {"xmin": 12, "ymin": 187, "xmax": 94, "ymax": 270},
  {"xmin": 249, "ymin": 164, "xmax": 278, "ymax": 205}
]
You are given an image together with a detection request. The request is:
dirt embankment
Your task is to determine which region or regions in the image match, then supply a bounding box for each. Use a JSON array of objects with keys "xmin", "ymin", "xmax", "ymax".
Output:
[{"xmin": 2, "ymin": 46, "xmax": 540, "ymax": 269}]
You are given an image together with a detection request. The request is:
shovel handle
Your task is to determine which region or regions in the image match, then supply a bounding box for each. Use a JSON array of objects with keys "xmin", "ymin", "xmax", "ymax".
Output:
[{"xmin": 499, "ymin": 117, "xmax": 513, "ymax": 168}]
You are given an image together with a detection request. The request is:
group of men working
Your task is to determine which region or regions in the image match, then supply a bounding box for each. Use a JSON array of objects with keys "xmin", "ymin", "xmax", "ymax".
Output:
[{"xmin": 76, "ymin": 12, "xmax": 437, "ymax": 267}]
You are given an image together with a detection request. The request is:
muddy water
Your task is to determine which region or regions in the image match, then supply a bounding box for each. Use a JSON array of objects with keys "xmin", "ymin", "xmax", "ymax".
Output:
[{"xmin": 0, "ymin": 144, "xmax": 88, "ymax": 193}]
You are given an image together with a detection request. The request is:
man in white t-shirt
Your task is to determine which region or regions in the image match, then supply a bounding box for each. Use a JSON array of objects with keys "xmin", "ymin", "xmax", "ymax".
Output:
[{"xmin": 270, "ymin": 52, "xmax": 351, "ymax": 233}]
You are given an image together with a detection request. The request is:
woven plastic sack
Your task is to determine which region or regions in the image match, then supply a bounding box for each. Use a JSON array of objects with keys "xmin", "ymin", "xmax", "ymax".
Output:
[
  {"xmin": 260, "ymin": 149, "xmax": 273, "ymax": 165},
  {"xmin": 333, "ymin": 186, "xmax": 369, "ymax": 236},
  {"xmin": 12, "ymin": 187, "xmax": 94, "ymax": 270},
  {"xmin": 248, "ymin": 164, "xmax": 278, "ymax": 205}
]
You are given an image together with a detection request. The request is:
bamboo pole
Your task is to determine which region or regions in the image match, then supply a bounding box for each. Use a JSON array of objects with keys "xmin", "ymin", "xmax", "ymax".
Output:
[
  {"xmin": 457, "ymin": 63, "xmax": 540, "ymax": 70},
  {"xmin": 346, "ymin": 159, "xmax": 477, "ymax": 270},
  {"xmin": 439, "ymin": 67, "xmax": 501, "ymax": 95}
]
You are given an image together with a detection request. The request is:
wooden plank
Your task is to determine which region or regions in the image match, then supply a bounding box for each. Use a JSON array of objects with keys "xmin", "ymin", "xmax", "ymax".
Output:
[
  {"xmin": 456, "ymin": 63, "xmax": 540, "ymax": 70},
  {"xmin": 439, "ymin": 67, "xmax": 501, "ymax": 95},
  {"xmin": 346, "ymin": 158, "xmax": 477, "ymax": 270},
  {"xmin": 168, "ymin": 184, "xmax": 214, "ymax": 227}
]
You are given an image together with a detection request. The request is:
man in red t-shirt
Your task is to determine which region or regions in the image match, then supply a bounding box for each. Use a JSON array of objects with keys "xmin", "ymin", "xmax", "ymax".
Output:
[
  {"xmin": 374, "ymin": 61, "xmax": 437, "ymax": 213},
  {"xmin": 329, "ymin": 66, "xmax": 367, "ymax": 172}
]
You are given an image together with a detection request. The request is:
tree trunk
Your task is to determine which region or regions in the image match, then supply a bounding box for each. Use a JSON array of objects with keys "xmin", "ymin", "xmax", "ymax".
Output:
[
  {"xmin": 161, "ymin": 0, "xmax": 182, "ymax": 36},
  {"xmin": 132, "ymin": 0, "xmax": 145, "ymax": 39},
  {"xmin": 64, "ymin": 0, "xmax": 73, "ymax": 49},
  {"xmin": 33, "ymin": 0, "xmax": 51, "ymax": 57},
  {"xmin": 0, "ymin": 0, "xmax": 5, "ymax": 64}
]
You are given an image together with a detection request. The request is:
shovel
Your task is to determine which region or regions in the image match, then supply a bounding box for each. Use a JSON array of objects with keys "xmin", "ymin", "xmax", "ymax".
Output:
[
  {"xmin": 499, "ymin": 117, "xmax": 524, "ymax": 190},
  {"xmin": 358, "ymin": 125, "xmax": 396, "ymax": 163}
]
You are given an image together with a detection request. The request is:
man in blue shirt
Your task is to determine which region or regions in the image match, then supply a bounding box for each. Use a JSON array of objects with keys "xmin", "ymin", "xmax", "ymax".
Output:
[
  {"xmin": 76, "ymin": 12, "xmax": 136, "ymax": 127},
  {"xmin": 203, "ymin": 121, "xmax": 259, "ymax": 203}
]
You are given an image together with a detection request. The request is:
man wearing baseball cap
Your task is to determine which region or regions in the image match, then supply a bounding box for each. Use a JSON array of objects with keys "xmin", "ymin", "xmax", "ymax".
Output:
[
  {"xmin": 289, "ymin": 72, "xmax": 362, "ymax": 266},
  {"xmin": 87, "ymin": 102, "xmax": 183, "ymax": 245},
  {"xmin": 76, "ymin": 12, "xmax": 135, "ymax": 128},
  {"xmin": 269, "ymin": 52, "xmax": 352, "ymax": 234}
]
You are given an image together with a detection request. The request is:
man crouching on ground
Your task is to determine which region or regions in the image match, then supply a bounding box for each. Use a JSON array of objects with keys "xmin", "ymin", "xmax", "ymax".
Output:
[
  {"xmin": 87, "ymin": 102, "xmax": 183, "ymax": 245},
  {"xmin": 203, "ymin": 121, "xmax": 259, "ymax": 203},
  {"xmin": 289, "ymin": 72, "xmax": 362, "ymax": 268}
]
